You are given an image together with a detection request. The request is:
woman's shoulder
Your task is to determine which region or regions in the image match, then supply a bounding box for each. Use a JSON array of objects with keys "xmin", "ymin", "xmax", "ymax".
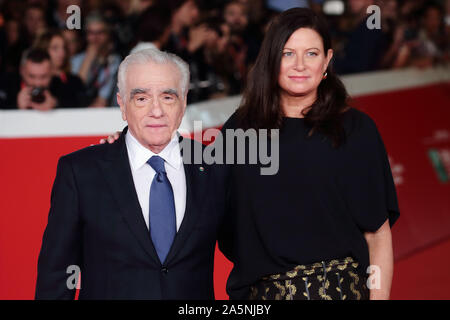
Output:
[
  {"xmin": 340, "ymin": 107, "xmax": 382, "ymax": 148},
  {"xmin": 221, "ymin": 110, "xmax": 241, "ymax": 131},
  {"xmin": 342, "ymin": 107, "xmax": 378, "ymax": 134}
]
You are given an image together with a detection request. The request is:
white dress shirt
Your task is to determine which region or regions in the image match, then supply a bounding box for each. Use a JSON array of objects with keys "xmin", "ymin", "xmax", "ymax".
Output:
[{"xmin": 125, "ymin": 131, "xmax": 186, "ymax": 232}]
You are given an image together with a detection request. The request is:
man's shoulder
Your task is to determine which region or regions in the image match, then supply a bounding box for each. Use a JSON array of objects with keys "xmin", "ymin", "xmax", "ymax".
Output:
[{"xmin": 59, "ymin": 140, "xmax": 119, "ymax": 167}]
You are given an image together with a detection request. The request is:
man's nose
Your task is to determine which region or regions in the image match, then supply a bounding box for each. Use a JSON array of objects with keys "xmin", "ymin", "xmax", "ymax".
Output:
[
  {"xmin": 33, "ymin": 80, "xmax": 45, "ymax": 88},
  {"xmin": 37, "ymin": 78, "xmax": 50, "ymax": 88},
  {"xmin": 148, "ymin": 98, "xmax": 164, "ymax": 117}
]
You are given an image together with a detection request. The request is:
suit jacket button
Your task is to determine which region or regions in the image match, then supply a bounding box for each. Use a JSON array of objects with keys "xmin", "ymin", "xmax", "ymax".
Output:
[{"xmin": 161, "ymin": 267, "xmax": 168, "ymax": 274}]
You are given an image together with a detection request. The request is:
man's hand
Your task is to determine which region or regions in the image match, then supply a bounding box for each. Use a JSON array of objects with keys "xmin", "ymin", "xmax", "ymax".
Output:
[
  {"xmin": 17, "ymin": 86, "xmax": 33, "ymax": 109},
  {"xmin": 187, "ymin": 25, "xmax": 212, "ymax": 53},
  {"xmin": 99, "ymin": 131, "xmax": 121, "ymax": 144},
  {"xmin": 30, "ymin": 90, "xmax": 58, "ymax": 111}
]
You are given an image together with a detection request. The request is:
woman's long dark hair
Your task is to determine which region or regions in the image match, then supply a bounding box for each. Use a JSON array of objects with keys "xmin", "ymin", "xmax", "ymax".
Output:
[{"xmin": 236, "ymin": 8, "xmax": 349, "ymax": 147}]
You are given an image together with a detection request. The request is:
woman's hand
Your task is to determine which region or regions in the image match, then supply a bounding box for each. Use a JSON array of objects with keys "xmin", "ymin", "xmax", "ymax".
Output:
[{"xmin": 99, "ymin": 131, "xmax": 121, "ymax": 144}]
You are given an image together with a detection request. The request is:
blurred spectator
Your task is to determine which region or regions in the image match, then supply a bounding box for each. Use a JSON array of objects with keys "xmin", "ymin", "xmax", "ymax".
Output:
[
  {"xmin": 130, "ymin": 3, "xmax": 172, "ymax": 53},
  {"xmin": 35, "ymin": 29, "xmax": 71, "ymax": 76},
  {"xmin": 71, "ymin": 13, "xmax": 121, "ymax": 107},
  {"xmin": 49, "ymin": 0, "xmax": 82, "ymax": 29},
  {"xmin": 100, "ymin": 1, "xmax": 136, "ymax": 58},
  {"xmin": 0, "ymin": 18, "xmax": 28, "ymax": 74},
  {"xmin": 333, "ymin": 0, "xmax": 389, "ymax": 74},
  {"xmin": 23, "ymin": 4, "xmax": 47, "ymax": 47},
  {"xmin": 164, "ymin": 0, "xmax": 224, "ymax": 102},
  {"xmin": 0, "ymin": 48, "xmax": 85, "ymax": 109},
  {"xmin": 378, "ymin": 0, "xmax": 404, "ymax": 68},
  {"xmin": 33, "ymin": 29, "xmax": 86, "ymax": 105},
  {"xmin": 220, "ymin": 0, "xmax": 262, "ymax": 93},
  {"xmin": 188, "ymin": 13, "xmax": 231, "ymax": 101},
  {"xmin": 164, "ymin": 0, "xmax": 200, "ymax": 55},
  {"xmin": 392, "ymin": 2, "xmax": 448, "ymax": 68},
  {"xmin": 62, "ymin": 29, "xmax": 83, "ymax": 58}
]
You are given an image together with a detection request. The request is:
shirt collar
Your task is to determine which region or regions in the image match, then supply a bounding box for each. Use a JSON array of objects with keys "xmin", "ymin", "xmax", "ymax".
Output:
[{"xmin": 125, "ymin": 130, "xmax": 183, "ymax": 172}]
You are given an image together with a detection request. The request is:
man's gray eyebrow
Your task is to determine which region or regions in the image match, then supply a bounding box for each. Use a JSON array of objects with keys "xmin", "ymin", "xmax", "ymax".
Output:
[
  {"xmin": 129, "ymin": 88, "xmax": 148, "ymax": 99},
  {"xmin": 162, "ymin": 88, "xmax": 179, "ymax": 97}
]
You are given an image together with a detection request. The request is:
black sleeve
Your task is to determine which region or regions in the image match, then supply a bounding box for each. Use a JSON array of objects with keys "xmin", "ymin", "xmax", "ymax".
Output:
[
  {"xmin": 216, "ymin": 112, "xmax": 238, "ymax": 262},
  {"xmin": 35, "ymin": 156, "xmax": 82, "ymax": 300},
  {"xmin": 215, "ymin": 162, "xmax": 234, "ymax": 262},
  {"xmin": 339, "ymin": 112, "xmax": 400, "ymax": 232}
]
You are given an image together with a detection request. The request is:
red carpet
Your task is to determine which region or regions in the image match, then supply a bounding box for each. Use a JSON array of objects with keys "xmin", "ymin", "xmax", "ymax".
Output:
[{"xmin": 390, "ymin": 236, "xmax": 450, "ymax": 300}]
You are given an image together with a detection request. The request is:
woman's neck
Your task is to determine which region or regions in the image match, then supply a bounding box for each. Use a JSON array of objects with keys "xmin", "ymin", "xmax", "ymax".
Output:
[
  {"xmin": 52, "ymin": 67, "xmax": 63, "ymax": 77},
  {"xmin": 280, "ymin": 90, "xmax": 317, "ymax": 118}
]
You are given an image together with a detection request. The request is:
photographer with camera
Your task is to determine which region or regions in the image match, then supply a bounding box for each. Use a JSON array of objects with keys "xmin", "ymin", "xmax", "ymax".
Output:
[
  {"xmin": 0, "ymin": 48, "xmax": 84, "ymax": 110},
  {"xmin": 16, "ymin": 49, "xmax": 57, "ymax": 111}
]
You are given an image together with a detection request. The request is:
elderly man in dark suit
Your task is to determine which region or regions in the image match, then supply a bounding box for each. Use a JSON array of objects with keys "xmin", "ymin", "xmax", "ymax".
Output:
[{"xmin": 35, "ymin": 48, "xmax": 222, "ymax": 299}]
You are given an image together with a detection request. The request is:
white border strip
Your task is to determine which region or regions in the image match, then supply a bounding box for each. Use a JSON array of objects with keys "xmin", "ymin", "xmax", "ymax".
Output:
[
  {"xmin": 342, "ymin": 65, "xmax": 449, "ymax": 96},
  {"xmin": 0, "ymin": 67, "xmax": 448, "ymax": 138}
]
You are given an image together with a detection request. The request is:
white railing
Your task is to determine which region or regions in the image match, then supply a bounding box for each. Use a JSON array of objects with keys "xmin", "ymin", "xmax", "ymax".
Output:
[{"xmin": 0, "ymin": 66, "xmax": 448, "ymax": 138}]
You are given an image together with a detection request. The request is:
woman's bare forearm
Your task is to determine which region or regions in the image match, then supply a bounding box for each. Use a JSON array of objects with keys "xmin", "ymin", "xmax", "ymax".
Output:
[{"xmin": 364, "ymin": 219, "xmax": 394, "ymax": 300}]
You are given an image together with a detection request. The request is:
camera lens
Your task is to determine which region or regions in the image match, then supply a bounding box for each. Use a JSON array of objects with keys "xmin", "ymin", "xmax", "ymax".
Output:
[{"xmin": 31, "ymin": 87, "xmax": 46, "ymax": 104}]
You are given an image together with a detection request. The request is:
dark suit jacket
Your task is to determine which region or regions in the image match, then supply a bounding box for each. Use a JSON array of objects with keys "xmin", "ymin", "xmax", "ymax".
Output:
[{"xmin": 35, "ymin": 127, "xmax": 223, "ymax": 299}]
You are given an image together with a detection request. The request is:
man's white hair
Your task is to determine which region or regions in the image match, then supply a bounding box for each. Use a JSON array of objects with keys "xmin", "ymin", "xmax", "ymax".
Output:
[{"xmin": 118, "ymin": 48, "xmax": 190, "ymax": 101}]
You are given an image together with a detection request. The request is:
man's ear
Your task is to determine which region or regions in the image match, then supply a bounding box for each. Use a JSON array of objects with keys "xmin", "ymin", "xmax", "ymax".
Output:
[
  {"xmin": 117, "ymin": 93, "xmax": 127, "ymax": 121},
  {"xmin": 183, "ymin": 92, "xmax": 188, "ymax": 110}
]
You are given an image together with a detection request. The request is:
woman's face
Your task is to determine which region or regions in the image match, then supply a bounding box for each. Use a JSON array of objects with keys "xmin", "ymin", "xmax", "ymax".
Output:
[
  {"xmin": 48, "ymin": 36, "xmax": 66, "ymax": 70},
  {"xmin": 278, "ymin": 28, "xmax": 332, "ymax": 99},
  {"xmin": 86, "ymin": 21, "xmax": 109, "ymax": 48},
  {"xmin": 63, "ymin": 30, "xmax": 80, "ymax": 57}
]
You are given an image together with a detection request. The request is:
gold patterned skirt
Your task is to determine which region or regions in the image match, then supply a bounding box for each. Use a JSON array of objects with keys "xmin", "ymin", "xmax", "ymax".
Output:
[{"xmin": 249, "ymin": 257, "xmax": 370, "ymax": 300}]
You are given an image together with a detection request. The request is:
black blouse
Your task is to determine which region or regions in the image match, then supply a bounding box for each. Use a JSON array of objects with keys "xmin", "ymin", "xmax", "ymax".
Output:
[{"xmin": 217, "ymin": 107, "xmax": 400, "ymax": 299}]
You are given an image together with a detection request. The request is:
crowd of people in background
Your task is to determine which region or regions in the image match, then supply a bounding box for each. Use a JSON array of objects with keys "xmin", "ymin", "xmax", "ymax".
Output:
[{"xmin": 0, "ymin": 0, "xmax": 448, "ymax": 109}]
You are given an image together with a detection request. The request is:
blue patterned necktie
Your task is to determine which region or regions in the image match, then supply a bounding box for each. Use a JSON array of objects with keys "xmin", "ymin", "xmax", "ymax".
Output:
[{"xmin": 147, "ymin": 155, "xmax": 176, "ymax": 264}]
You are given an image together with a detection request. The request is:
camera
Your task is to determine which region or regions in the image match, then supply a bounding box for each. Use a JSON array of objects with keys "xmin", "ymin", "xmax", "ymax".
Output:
[{"xmin": 30, "ymin": 87, "xmax": 46, "ymax": 104}]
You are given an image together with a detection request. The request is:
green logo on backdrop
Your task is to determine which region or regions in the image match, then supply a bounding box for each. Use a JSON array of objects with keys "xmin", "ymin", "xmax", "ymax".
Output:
[{"xmin": 428, "ymin": 149, "xmax": 449, "ymax": 183}]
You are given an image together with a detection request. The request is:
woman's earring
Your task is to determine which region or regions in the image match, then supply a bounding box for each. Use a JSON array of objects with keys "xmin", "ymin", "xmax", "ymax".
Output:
[{"xmin": 323, "ymin": 72, "xmax": 328, "ymax": 79}]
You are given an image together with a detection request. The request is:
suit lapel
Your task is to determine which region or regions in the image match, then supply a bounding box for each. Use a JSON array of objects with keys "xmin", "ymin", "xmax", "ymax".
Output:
[
  {"xmin": 98, "ymin": 127, "xmax": 160, "ymax": 265},
  {"xmin": 165, "ymin": 139, "xmax": 206, "ymax": 265}
]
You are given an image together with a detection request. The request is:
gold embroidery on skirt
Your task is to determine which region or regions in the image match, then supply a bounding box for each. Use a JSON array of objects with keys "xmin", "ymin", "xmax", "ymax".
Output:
[
  {"xmin": 274, "ymin": 281, "xmax": 286, "ymax": 297},
  {"xmin": 249, "ymin": 257, "xmax": 367, "ymax": 300},
  {"xmin": 348, "ymin": 271, "xmax": 361, "ymax": 300},
  {"xmin": 286, "ymin": 270, "xmax": 298, "ymax": 278}
]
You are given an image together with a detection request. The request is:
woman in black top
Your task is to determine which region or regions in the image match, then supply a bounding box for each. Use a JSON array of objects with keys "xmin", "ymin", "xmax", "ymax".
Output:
[
  {"xmin": 102, "ymin": 8, "xmax": 399, "ymax": 300},
  {"xmin": 217, "ymin": 8, "xmax": 399, "ymax": 300}
]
